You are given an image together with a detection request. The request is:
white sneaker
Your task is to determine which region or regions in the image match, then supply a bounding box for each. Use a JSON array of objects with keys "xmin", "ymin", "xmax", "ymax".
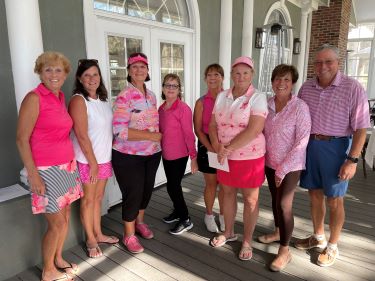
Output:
[
  {"xmin": 219, "ymin": 214, "xmax": 225, "ymax": 232},
  {"xmin": 204, "ymin": 214, "xmax": 219, "ymax": 233}
]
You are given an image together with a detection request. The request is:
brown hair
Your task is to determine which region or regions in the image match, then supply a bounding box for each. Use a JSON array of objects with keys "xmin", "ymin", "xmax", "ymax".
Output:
[
  {"xmin": 126, "ymin": 52, "xmax": 150, "ymax": 82},
  {"xmin": 161, "ymin": 73, "xmax": 182, "ymax": 100},
  {"xmin": 34, "ymin": 51, "xmax": 71, "ymax": 75},
  {"xmin": 271, "ymin": 64, "xmax": 299, "ymax": 84},
  {"xmin": 204, "ymin": 63, "xmax": 224, "ymax": 78}
]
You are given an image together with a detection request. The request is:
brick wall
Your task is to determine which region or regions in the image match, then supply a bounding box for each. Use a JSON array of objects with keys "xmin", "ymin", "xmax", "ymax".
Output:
[{"xmin": 307, "ymin": 0, "xmax": 352, "ymax": 78}]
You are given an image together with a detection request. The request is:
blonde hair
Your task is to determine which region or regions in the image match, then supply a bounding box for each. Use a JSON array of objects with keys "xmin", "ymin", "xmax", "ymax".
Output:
[{"xmin": 34, "ymin": 51, "xmax": 71, "ymax": 75}]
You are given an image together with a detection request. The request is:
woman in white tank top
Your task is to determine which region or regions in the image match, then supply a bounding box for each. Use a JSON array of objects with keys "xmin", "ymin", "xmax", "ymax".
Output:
[{"xmin": 69, "ymin": 59, "xmax": 118, "ymax": 258}]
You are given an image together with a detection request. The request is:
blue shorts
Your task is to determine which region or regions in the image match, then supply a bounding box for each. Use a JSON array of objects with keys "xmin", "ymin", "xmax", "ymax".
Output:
[{"xmin": 300, "ymin": 137, "xmax": 352, "ymax": 197}]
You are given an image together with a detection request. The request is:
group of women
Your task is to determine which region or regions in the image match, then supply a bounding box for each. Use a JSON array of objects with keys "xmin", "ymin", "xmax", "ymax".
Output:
[{"xmin": 16, "ymin": 50, "xmax": 310, "ymax": 281}]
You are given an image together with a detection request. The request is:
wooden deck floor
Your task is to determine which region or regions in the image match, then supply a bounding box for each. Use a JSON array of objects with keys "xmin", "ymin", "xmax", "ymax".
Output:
[{"xmin": 8, "ymin": 161, "xmax": 375, "ymax": 281}]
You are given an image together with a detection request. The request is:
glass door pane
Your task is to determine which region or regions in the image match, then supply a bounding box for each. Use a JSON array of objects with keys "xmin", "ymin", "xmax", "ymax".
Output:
[
  {"xmin": 160, "ymin": 42, "xmax": 185, "ymax": 98},
  {"xmin": 107, "ymin": 35, "xmax": 142, "ymax": 102}
]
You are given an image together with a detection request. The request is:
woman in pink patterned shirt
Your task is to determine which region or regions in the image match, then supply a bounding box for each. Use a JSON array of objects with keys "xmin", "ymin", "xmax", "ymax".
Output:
[
  {"xmin": 209, "ymin": 56, "xmax": 268, "ymax": 261},
  {"xmin": 112, "ymin": 53, "xmax": 162, "ymax": 254},
  {"xmin": 259, "ymin": 64, "xmax": 311, "ymax": 271}
]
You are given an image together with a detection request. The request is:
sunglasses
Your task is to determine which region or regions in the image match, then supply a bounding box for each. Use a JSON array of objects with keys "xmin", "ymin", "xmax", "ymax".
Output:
[{"xmin": 78, "ymin": 59, "xmax": 99, "ymax": 66}]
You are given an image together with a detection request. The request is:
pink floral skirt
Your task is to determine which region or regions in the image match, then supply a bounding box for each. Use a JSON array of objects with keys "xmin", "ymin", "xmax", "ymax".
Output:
[
  {"xmin": 77, "ymin": 161, "xmax": 113, "ymax": 184},
  {"xmin": 31, "ymin": 159, "xmax": 83, "ymax": 214}
]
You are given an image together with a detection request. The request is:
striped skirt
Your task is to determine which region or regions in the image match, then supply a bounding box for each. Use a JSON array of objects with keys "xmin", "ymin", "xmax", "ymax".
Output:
[{"xmin": 31, "ymin": 159, "xmax": 83, "ymax": 214}]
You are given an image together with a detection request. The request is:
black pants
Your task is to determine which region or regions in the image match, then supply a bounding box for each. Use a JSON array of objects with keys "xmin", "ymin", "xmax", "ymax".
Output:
[
  {"xmin": 112, "ymin": 149, "xmax": 161, "ymax": 222},
  {"xmin": 265, "ymin": 166, "xmax": 301, "ymax": 246},
  {"xmin": 163, "ymin": 156, "xmax": 189, "ymax": 220}
]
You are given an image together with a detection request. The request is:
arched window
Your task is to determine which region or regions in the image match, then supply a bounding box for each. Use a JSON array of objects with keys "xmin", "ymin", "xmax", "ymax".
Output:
[
  {"xmin": 93, "ymin": 0, "xmax": 190, "ymax": 27},
  {"xmin": 258, "ymin": 4, "xmax": 293, "ymax": 96}
]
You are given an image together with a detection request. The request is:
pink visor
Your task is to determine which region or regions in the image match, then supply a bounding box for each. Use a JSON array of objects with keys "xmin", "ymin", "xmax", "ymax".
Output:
[
  {"xmin": 128, "ymin": 54, "xmax": 148, "ymax": 66},
  {"xmin": 231, "ymin": 56, "xmax": 254, "ymax": 70}
]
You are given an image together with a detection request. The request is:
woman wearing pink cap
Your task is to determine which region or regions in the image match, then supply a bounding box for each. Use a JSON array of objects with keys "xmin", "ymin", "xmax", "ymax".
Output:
[
  {"xmin": 209, "ymin": 56, "xmax": 268, "ymax": 261},
  {"xmin": 112, "ymin": 52, "xmax": 162, "ymax": 254}
]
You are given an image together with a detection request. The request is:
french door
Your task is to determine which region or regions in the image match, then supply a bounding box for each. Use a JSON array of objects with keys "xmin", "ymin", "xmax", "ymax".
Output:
[{"xmin": 97, "ymin": 19, "xmax": 193, "ymax": 207}]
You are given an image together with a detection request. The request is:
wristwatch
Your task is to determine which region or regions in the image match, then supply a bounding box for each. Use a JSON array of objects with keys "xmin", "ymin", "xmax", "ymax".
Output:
[{"xmin": 346, "ymin": 155, "xmax": 359, "ymax": 163}]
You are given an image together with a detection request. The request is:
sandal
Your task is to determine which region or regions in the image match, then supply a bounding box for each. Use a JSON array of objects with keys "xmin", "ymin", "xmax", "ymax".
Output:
[
  {"xmin": 258, "ymin": 233, "xmax": 280, "ymax": 244},
  {"xmin": 85, "ymin": 244, "xmax": 103, "ymax": 258},
  {"xmin": 209, "ymin": 234, "xmax": 238, "ymax": 247},
  {"xmin": 55, "ymin": 262, "xmax": 79, "ymax": 275},
  {"xmin": 41, "ymin": 272, "xmax": 73, "ymax": 281},
  {"xmin": 238, "ymin": 246, "xmax": 253, "ymax": 261},
  {"xmin": 269, "ymin": 252, "xmax": 292, "ymax": 271},
  {"xmin": 97, "ymin": 235, "xmax": 119, "ymax": 244}
]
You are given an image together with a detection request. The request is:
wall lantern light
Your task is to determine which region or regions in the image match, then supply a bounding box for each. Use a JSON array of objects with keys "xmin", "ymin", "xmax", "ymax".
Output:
[
  {"xmin": 255, "ymin": 28, "xmax": 264, "ymax": 49},
  {"xmin": 293, "ymin": 38, "xmax": 301, "ymax": 55}
]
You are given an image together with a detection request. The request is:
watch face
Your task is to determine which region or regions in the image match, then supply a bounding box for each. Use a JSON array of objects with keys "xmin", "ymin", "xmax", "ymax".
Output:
[{"xmin": 347, "ymin": 156, "xmax": 358, "ymax": 163}]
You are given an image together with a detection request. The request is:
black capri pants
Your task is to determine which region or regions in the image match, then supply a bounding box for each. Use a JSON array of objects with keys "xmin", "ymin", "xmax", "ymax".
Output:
[{"xmin": 112, "ymin": 149, "xmax": 161, "ymax": 222}]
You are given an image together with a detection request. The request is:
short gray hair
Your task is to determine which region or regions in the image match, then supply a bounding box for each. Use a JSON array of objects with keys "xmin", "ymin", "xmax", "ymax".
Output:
[{"xmin": 315, "ymin": 44, "xmax": 339, "ymax": 59}]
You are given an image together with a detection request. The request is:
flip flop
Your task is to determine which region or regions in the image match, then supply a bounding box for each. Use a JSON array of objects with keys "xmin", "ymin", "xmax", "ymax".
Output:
[
  {"xmin": 85, "ymin": 244, "xmax": 103, "ymax": 258},
  {"xmin": 209, "ymin": 234, "xmax": 238, "ymax": 247},
  {"xmin": 55, "ymin": 262, "xmax": 79, "ymax": 275},
  {"xmin": 238, "ymin": 246, "xmax": 253, "ymax": 261},
  {"xmin": 41, "ymin": 272, "xmax": 74, "ymax": 281},
  {"xmin": 97, "ymin": 235, "xmax": 119, "ymax": 244}
]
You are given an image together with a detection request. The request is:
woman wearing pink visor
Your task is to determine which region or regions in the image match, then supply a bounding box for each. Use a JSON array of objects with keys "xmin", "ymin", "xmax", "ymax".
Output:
[{"xmin": 209, "ymin": 56, "xmax": 268, "ymax": 261}]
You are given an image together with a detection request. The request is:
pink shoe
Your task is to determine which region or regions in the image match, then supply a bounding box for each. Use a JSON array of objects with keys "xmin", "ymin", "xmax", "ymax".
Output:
[
  {"xmin": 123, "ymin": 235, "xmax": 144, "ymax": 253},
  {"xmin": 135, "ymin": 223, "xmax": 154, "ymax": 239}
]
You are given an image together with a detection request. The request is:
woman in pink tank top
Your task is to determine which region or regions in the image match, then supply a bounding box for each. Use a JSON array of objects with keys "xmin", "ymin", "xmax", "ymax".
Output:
[
  {"xmin": 16, "ymin": 52, "xmax": 82, "ymax": 281},
  {"xmin": 193, "ymin": 64, "xmax": 225, "ymax": 233}
]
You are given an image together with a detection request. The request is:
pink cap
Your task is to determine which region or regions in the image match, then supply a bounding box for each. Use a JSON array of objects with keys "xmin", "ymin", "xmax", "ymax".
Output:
[
  {"xmin": 128, "ymin": 54, "xmax": 148, "ymax": 66},
  {"xmin": 231, "ymin": 56, "xmax": 254, "ymax": 70}
]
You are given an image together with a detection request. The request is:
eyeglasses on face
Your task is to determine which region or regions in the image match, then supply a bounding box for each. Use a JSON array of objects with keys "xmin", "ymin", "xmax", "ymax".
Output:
[
  {"xmin": 163, "ymin": 83, "xmax": 180, "ymax": 90},
  {"xmin": 78, "ymin": 59, "xmax": 99, "ymax": 66}
]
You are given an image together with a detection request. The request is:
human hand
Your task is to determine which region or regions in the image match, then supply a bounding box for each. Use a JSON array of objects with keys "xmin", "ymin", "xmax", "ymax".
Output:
[
  {"xmin": 89, "ymin": 163, "xmax": 99, "ymax": 184},
  {"xmin": 338, "ymin": 160, "xmax": 357, "ymax": 181},
  {"xmin": 191, "ymin": 158, "xmax": 198, "ymax": 174},
  {"xmin": 275, "ymin": 175, "xmax": 282, "ymax": 188},
  {"xmin": 150, "ymin": 132, "xmax": 162, "ymax": 142},
  {"xmin": 29, "ymin": 172, "xmax": 46, "ymax": 195}
]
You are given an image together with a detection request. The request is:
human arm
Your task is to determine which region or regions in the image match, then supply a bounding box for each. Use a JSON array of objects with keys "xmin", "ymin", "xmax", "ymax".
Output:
[
  {"xmin": 16, "ymin": 92, "xmax": 45, "ymax": 195},
  {"xmin": 338, "ymin": 128, "xmax": 366, "ymax": 180},
  {"xmin": 68, "ymin": 95, "xmax": 98, "ymax": 183},
  {"xmin": 193, "ymin": 99, "xmax": 214, "ymax": 152}
]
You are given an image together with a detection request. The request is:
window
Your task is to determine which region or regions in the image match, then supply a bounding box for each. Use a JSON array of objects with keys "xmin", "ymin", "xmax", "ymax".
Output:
[
  {"xmin": 258, "ymin": 7, "xmax": 293, "ymax": 96},
  {"xmin": 347, "ymin": 24, "xmax": 375, "ymax": 91},
  {"xmin": 94, "ymin": 0, "xmax": 190, "ymax": 27}
]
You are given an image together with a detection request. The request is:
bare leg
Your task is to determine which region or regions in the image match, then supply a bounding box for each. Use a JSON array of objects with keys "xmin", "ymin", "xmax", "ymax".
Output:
[
  {"xmin": 203, "ymin": 173, "xmax": 218, "ymax": 215},
  {"xmin": 241, "ymin": 188, "xmax": 259, "ymax": 248},
  {"xmin": 327, "ymin": 197, "xmax": 345, "ymax": 244},
  {"xmin": 80, "ymin": 183, "xmax": 97, "ymax": 247},
  {"xmin": 54, "ymin": 206, "xmax": 70, "ymax": 265},
  {"xmin": 136, "ymin": 209, "xmax": 145, "ymax": 224},
  {"xmin": 124, "ymin": 220, "xmax": 136, "ymax": 237},
  {"xmin": 218, "ymin": 184, "xmax": 224, "ymax": 216},
  {"xmin": 221, "ymin": 185, "xmax": 237, "ymax": 238},
  {"xmin": 42, "ymin": 211, "xmax": 69, "ymax": 280},
  {"xmin": 93, "ymin": 179, "xmax": 109, "ymax": 240},
  {"xmin": 309, "ymin": 190, "xmax": 326, "ymax": 235}
]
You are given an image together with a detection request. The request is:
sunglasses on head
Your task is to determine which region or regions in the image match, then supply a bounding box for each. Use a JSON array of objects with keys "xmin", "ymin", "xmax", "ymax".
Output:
[{"xmin": 78, "ymin": 59, "xmax": 99, "ymax": 66}]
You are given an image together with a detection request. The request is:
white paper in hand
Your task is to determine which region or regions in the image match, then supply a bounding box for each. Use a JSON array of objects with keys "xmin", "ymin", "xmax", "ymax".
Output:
[{"xmin": 207, "ymin": 151, "xmax": 229, "ymax": 172}]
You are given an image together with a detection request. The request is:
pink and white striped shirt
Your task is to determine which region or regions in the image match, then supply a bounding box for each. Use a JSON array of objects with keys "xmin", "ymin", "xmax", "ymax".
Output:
[
  {"xmin": 298, "ymin": 71, "xmax": 370, "ymax": 136},
  {"xmin": 264, "ymin": 95, "xmax": 311, "ymax": 180}
]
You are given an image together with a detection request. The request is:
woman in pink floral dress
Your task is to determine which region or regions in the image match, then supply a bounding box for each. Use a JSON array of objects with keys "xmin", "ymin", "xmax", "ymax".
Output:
[
  {"xmin": 16, "ymin": 52, "xmax": 83, "ymax": 281},
  {"xmin": 259, "ymin": 64, "xmax": 311, "ymax": 271}
]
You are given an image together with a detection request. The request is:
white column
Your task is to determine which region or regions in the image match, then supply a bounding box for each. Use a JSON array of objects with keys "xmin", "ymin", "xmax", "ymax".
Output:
[
  {"xmin": 295, "ymin": 6, "xmax": 311, "ymax": 91},
  {"xmin": 219, "ymin": 0, "xmax": 232, "ymax": 89},
  {"xmin": 5, "ymin": 0, "xmax": 44, "ymax": 112},
  {"xmin": 242, "ymin": 0, "xmax": 254, "ymax": 57}
]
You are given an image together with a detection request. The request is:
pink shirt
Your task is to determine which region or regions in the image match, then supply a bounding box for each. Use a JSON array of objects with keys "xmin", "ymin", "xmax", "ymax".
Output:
[
  {"xmin": 201, "ymin": 91, "xmax": 215, "ymax": 134},
  {"xmin": 213, "ymin": 85, "xmax": 268, "ymax": 160},
  {"xmin": 264, "ymin": 95, "xmax": 311, "ymax": 180},
  {"xmin": 159, "ymin": 99, "xmax": 197, "ymax": 160},
  {"xmin": 298, "ymin": 71, "xmax": 370, "ymax": 136},
  {"xmin": 30, "ymin": 83, "xmax": 74, "ymax": 166},
  {"xmin": 113, "ymin": 84, "xmax": 161, "ymax": 156}
]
